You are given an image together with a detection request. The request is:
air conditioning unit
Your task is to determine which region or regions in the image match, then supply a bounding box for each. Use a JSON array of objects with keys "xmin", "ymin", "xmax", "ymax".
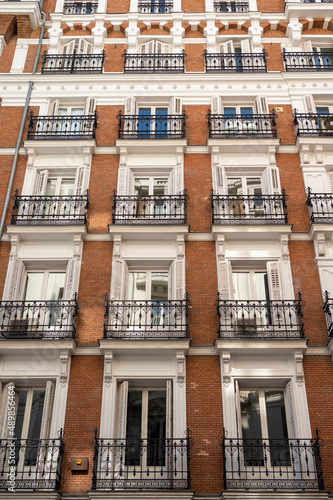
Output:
[{"xmin": 8, "ymin": 318, "xmax": 30, "ymax": 336}]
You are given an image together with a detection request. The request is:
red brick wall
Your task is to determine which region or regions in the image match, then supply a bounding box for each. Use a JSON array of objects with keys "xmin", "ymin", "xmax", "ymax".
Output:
[
  {"xmin": 257, "ymin": 0, "xmax": 284, "ymax": 11},
  {"xmin": 0, "ymin": 244, "xmax": 11, "ymax": 299},
  {"xmin": 95, "ymin": 105, "xmax": 122, "ymax": 146},
  {"xmin": 0, "ymin": 105, "xmax": 38, "ymax": 148},
  {"xmin": 270, "ymin": 105, "xmax": 296, "ymax": 145},
  {"xmin": 184, "ymin": 43, "xmax": 205, "ymax": 72},
  {"xmin": 185, "ymin": 105, "xmax": 209, "ymax": 146},
  {"xmin": 0, "ymin": 33, "xmax": 16, "ymax": 73},
  {"xmin": 0, "ymin": 15, "xmax": 16, "ymax": 43},
  {"xmin": 264, "ymin": 42, "xmax": 284, "ymax": 71},
  {"xmin": 184, "ymin": 154, "xmax": 212, "ymax": 233},
  {"xmin": 182, "ymin": 0, "xmax": 205, "ymax": 11},
  {"xmin": 0, "ymin": 155, "xmax": 28, "ymax": 230},
  {"xmin": 104, "ymin": 44, "xmax": 126, "ymax": 72},
  {"xmin": 23, "ymin": 44, "xmax": 48, "ymax": 73},
  {"xmin": 106, "ymin": 0, "xmax": 130, "ymax": 13}
]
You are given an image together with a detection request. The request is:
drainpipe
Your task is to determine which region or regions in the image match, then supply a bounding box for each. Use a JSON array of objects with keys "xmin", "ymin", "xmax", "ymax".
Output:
[{"xmin": 0, "ymin": 9, "xmax": 47, "ymax": 240}]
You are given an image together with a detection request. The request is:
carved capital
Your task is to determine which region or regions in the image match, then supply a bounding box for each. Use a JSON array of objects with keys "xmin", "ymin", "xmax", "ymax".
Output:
[
  {"xmin": 216, "ymin": 235, "xmax": 225, "ymax": 261},
  {"xmin": 177, "ymin": 352, "xmax": 185, "ymax": 385},
  {"xmin": 177, "ymin": 235, "xmax": 185, "ymax": 259},
  {"xmin": 317, "ymin": 233, "xmax": 326, "ymax": 257},
  {"xmin": 113, "ymin": 235, "xmax": 122, "ymax": 259},
  {"xmin": 281, "ymin": 235, "xmax": 290, "ymax": 261},
  {"xmin": 10, "ymin": 236, "xmax": 20, "ymax": 257},
  {"xmin": 119, "ymin": 148, "xmax": 127, "ymax": 168},
  {"xmin": 73, "ymin": 235, "xmax": 82, "ymax": 259},
  {"xmin": 104, "ymin": 353, "xmax": 113, "ymax": 386},
  {"xmin": 315, "ymin": 145, "xmax": 324, "ymax": 165},
  {"xmin": 60, "ymin": 352, "xmax": 70, "ymax": 385},
  {"xmin": 286, "ymin": 18, "xmax": 303, "ymax": 47},
  {"xmin": 294, "ymin": 352, "xmax": 304, "ymax": 386},
  {"xmin": 300, "ymin": 145, "xmax": 310, "ymax": 165},
  {"xmin": 222, "ymin": 352, "xmax": 231, "ymax": 385}
]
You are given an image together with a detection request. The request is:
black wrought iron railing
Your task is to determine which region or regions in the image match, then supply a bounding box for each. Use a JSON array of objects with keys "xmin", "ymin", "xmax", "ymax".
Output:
[
  {"xmin": 210, "ymin": 191, "xmax": 288, "ymax": 224},
  {"xmin": 117, "ymin": 111, "xmax": 186, "ymax": 139},
  {"xmin": 104, "ymin": 293, "xmax": 190, "ymax": 338},
  {"xmin": 0, "ymin": 297, "xmax": 78, "ymax": 339},
  {"xmin": 216, "ymin": 292, "xmax": 304, "ymax": 338},
  {"xmin": 91, "ymin": 430, "xmax": 193, "ymax": 490},
  {"xmin": 112, "ymin": 192, "xmax": 188, "ymax": 224},
  {"xmin": 220, "ymin": 430, "xmax": 325, "ymax": 491},
  {"xmin": 138, "ymin": 1, "xmax": 173, "ymax": 12},
  {"xmin": 63, "ymin": 1, "xmax": 98, "ymax": 13},
  {"xmin": 294, "ymin": 111, "xmax": 333, "ymax": 137},
  {"xmin": 323, "ymin": 291, "xmax": 333, "ymax": 337},
  {"xmin": 123, "ymin": 51, "xmax": 185, "ymax": 73},
  {"xmin": 208, "ymin": 111, "xmax": 277, "ymax": 138},
  {"xmin": 214, "ymin": 1, "xmax": 249, "ymax": 11},
  {"xmin": 27, "ymin": 111, "xmax": 97, "ymax": 140},
  {"xmin": 41, "ymin": 51, "xmax": 104, "ymax": 74},
  {"xmin": 0, "ymin": 432, "xmax": 65, "ymax": 492},
  {"xmin": 282, "ymin": 49, "xmax": 333, "ymax": 71},
  {"xmin": 11, "ymin": 190, "xmax": 89, "ymax": 225},
  {"xmin": 306, "ymin": 188, "xmax": 333, "ymax": 223},
  {"xmin": 302, "ymin": 0, "xmax": 333, "ymax": 3},
  {"xmin": 205, "ymin": 51, "xmax": 267, "ymax": 73}
]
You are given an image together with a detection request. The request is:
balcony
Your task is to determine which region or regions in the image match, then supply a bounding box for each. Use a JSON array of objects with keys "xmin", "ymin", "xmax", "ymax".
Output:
[
  {"xmin": 216, "ymin": 293, "xmax": 304, "ymax": 338},
  {"xmin": 323, "ymin": 291, "xmax": 333, "ymax": 337},
  {"xmin": 41, "ymin": 51, "xmax": 104, "ymax": 74},
  {"xmin": 282, "ymin": 49, "xmax": 333, "ymax": 71},
  {"xmin": 112, "ymin": 192, "xmax": 188, "ymax": 225},
  {"xmin": 92, "ymin": 431, "xmax": 193, "ymax": 490},
  {"xmin": 205, "ymin": 51, "xmax": 267, "ymax": 73},
  {"xmin": 123, "ymin": 51, "xmax": 185, "ymax": 74},
  {"xmin": 104, "ymin": 294, "xmax": 190, "ymax": 339},
  {"xmin": 63, "ymin": 1, "xmax": 98, "ymax": 14},
  {"xmin": 294, "ymin": 111, "xmax": 333, "ymax": 137},
  {"xmin": 210, "ymin": 191, "xmax": 288, "ymax": 224},
  {"xmin": 27, "ymin": 111, "xmax": 97, "ymax": 140},
  {"xmin": 208, "ymin": 111, "xmax": 277, "ymax": 139},
  {"xmin": 214, "ymin": 1, "xmax": 249, "ymax": 11},
  {"xmin": 0, "ymin": 433, "xmax": 65, "ymax": 492},
  {"xmin": 0, "ymin": 297, "xmax": 78, "ymax": 339},
  {"xmin": 306, "ymin": 188, "xmax": 333, "ymax": 223},
  {"xmin": 11, "ymin": 190, "xmax": 89, "ymax": 226},
  {"xmin": 220, "ymin": 431, "xmax": 325, "ymax": 491},
  {"xmin": 138, "ymin": 1, "xmax": 173, "ymax": 12},
  {"xmin": 117, "ymin": 112, "xmax": 186, "ymax": 139}
]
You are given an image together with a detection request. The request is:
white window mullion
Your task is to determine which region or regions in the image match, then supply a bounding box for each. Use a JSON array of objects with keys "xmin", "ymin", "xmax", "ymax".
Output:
[{"xmin": 39, "ymin": 381, "xmax": 55, "ymax": 441}]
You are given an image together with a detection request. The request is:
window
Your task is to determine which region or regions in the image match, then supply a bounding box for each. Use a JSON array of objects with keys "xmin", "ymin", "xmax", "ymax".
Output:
[
  {"xmin": 62, "ymin": 38, "xmax": 93, "ymax": 55},
  {"xmin": 219, "ymin": 40, "xmax": 251, "ymax": 72},
  {"xmin": 129, "ymin": 271, "xmax": 168, "ymax": 326},
  {"xmin": 140, "ymin": 40, "xmax": 170, "ymax": 55},
  {"xmin": 301, "ymin": 41, "xmax": 333, "ymax": 70},
  {"xmin": 23, "ymin": 271, "xmax": 65, "ymax": 302},
  {"xmin": 35, "ymin": 167, "xmax": 86, "ymax": 196},
  {"xmin": 137, "ymin": 106, "xmax": 168, "ymax": 136},
  {"xmin": 226, "ymin": 177, "xmax": 264, "ymax": 217}
]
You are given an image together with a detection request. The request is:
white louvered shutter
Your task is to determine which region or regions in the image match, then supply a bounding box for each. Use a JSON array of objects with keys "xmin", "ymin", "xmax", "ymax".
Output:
[
  {"xmin": 219, "ymin": 40, "xmax": 234, "ymax": 53},
  {"xmin": 174, "ymin": 258, "xmax": 185, "ymax": 301},
  {"xmin": 303, "ymin": 95, "xmax": 316, "ymax": 114},
  {"xmin": 267, "ymin": 261, "xmax": 282, "ymax": 300},
  {"xmin": 114, "ymin": 381, "xmax": 128, "ymax": 480},
  {"xmin": 168, "ymin": 261, "xmax": 174, "ymax": 300},
  {"xmin": 3, "ymin": 257, "xmax": 25, "ymax": 301},
  {"xmin": 169, "ymin": 97, "xmax": 182, "ymax": 115},
  {"xmin": 329, "ymin": 172, "xmax": 333, "ymax": 193},
  {"xmin": 141, "ymin": 40, "xmax": 155, "ymax": 54},
  {"xmin": 117, "ymin": 168, "xmax": 127, "ymax": 195},
  {"xmin": 211, "ymin": 96, "xmax": 223, "ymax": 115},
  {"xmin": 262, "ymin": 167, "xmax": 281, "ymax": 195},
  {"xmin": 85, "ymin": 97, "xmax": 96, "ymax": 115},
  {"xmin": 234, "ymin": 380, "xmax": 242, "ymax": 438},
  {"xmin": 39, "ymin": 381, "xmax": 55, "ymax": 440},
  {"xmin": 78, "ymin": 38, "xmax": 93, "ymax": 54},
  {"xmin": 255, "ymin": 96, "xmax": 269, "ymax": 115},
  {"xmin": 240, "ymin": 39, "xmax": 251, "ymax": 53},
  {"xmin": 62, "ymin": 40, "xmax": 76, "ymax": 55},
  {"xmin": 174, "ymin": 164, "xmax": 183, "ymax": 194},
  {"xmin": 51, "ymin": 99, "xmax": 60, "ymax": 116},
  {"xmin": 218, "ymin": 260, "xmax": 234, "ymax": 300},
  {"xmin": 35, "ymin": 170, "xmax": 48, "ymax": 195},
  {"xmin": 215, "ymin": 165, "xmax": 226, "ymax": 195},
  {"xmin": 117, "ymin": 381, "xmax": 128, "ymax": 440},
  {"xmin": 64, "ymin": 259, "xmax": 77, "ymax": 300},
  {"xmin": 0, "ymin": 382, "xmax": 15, "ymax": 439},
  {"xmin": 168, "ymin": 169, "xmax": 175, "ymax": 195},
  {"xmin": 301, "ymin": 40, "xmax": 313, "ymax": 53},
  {"xmin": 166, "ymin": 380, "xmax": 172, "ymax": 440},
  {"xmin": 111, "ymin": 259, "xmax": 128, "ymax": 300},
  {"xmin": 74, "ymin": 166, "xmax": 86, "ymax": 195},
  {"xmin": 285, "ymin": 381, "xmax": 297, "ymax": 439},
  {"xmin": 127, "ymin": 169, "xmax": 135, "ymax": 195},
  {"xmin": 124, "ymin": 97, "xmax": 137, "ymax": 115}
]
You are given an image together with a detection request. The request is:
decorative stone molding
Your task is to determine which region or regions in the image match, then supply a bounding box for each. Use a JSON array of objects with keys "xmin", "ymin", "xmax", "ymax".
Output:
[
  {"xmin": 281, "ymin": 235, "xmax": 290, "ymax": 261},
  {"xmin": 104, "ymin": 353, "xmax": 113, "ymax": 386},
  {"xmin": 315, "ymin": 145, "xmax": 324, "ymax": 165},
  {"xmin": 171, "ymin": 15, "xmax": 185, "ymax": 53},
  {"xmin": 9, "ymin": 236, "xmax": 20, "ymax": 257},
  {"xmin": 204, "ymin": 16, "xmax": 218, "ymax": 52},
  {"xmin": 286, "ymin": 18, "xmax": 303, "ymax": 48},
  {"xmin": 0, "ymin": 36, "xmax": 5, "ymax": 58},
  {"xmin": 92, "ymin": 17, "xmax": 107, "ymax": 52},
  {"xmin": 216, "ymin": 235, "xmax": 225, "ymax": 261},
  {"xmin": 113, "ymin": 235, "xmax": 122, "ymax": 259},
  {"xmin": 248, "ymin": 15, "xmax": 263, "ymax": 51},
  {"xmin": 316, "ymin": 233, "xmax": 326, "ymax": 257},
  {"xmin": 73, "ymin": 235, "xmax": 82, "ymax": 259},
  {"xmin": 126, "ymin": 15, "xmax": 140, "ymax": 53},
  {"xmin": 177, "ymin": 235, "xmax": 185, "ymax": 259},
  {"xmin": 222, "ymin": 352, "xmax": 231, "ymax": 385},
  {"xmin": 60, "ymin": 352, "xmax": 70, "ymax": 385},
  {"xmin": 119, "ymin": 148, "xmax": 127, "ymax": 168},
  {"xmin": 177, "ymin": 352, "xmax": 185, "ymax": 385},
  {"xmin": 299, "ymin": 145, "xmax": 310, "ymax": 165},
  {"xmin": 294, "ymin": 352, "xmax": 304, "ymax": 386}
]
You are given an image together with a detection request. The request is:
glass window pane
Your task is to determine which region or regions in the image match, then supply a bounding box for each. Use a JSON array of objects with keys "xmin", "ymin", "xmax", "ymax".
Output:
[
  {"xmin": 135, "ymin": 178, "xmax": 149, "ymax": 197},
  {"xmin": 265, "ymin": 390, "xmax": 290, "ymax": 466},
  {"xmin": 233, "ymin": 272, "xmax": 251, "ymax": 300},
  {"xmin": 151, "ymin": 272, "xmax": 168, "ymax": 300},
  {"xmin": 45, "ymin": 179, "xmax": 57, "ymax": 196},
  {"xmin": 246, "ymin": 178, "xmax": 262, "ymax": 196},
  {"xmin": 153, "ymin": 178, "xmax": 168, "ymax": 196},
  {"xmin": 24, "ymin": 273, "xmax": 44, "ymax": 301},
  {"xmin": 45, "ymin": 273, "xmax": 65, "ymax": 301},
  {"xmin": 71, "ymin": 108, "xmax": 84, "ymax": 116},
  {"xmin": 60, "ymin": 179, "xmax": 75, "ymax": 196},
  {"xmin": 14, "ymin": 390, "xmax": 27, "ymax": 440},
  {"xmin": 129, "ymin": 272, "xmax": 147, "ymax": 300},
  {"xmin": 227, "ymin": 178, "xmax": 242, "ymax": 196},
  {"xmin": 241, "ymin": 107, "xmax": 253, "ymax": 116},
  {"xmin": 224, "ymin": 107, "xmax": 236, "ymax": 116},
  {"xmin": 240, "ymin": 390, "xmax": 263, "ymax": 466},
  {"xmin": 126, "ymin": 391, "xmax": 142, "ymax": 466},
  {"xmin": 147, "ymin": 391, "xmax": 166, "ymax": 466},
  {"xmin": 254, "ymin": 272, "xmax": 268, "ymax": 301},
  {"xmin": 27, "ymin": 390, "xmax": 45, "ymax": 441},
  {"xmin": 58, "ymin": 108, "xmax": 68, "ymax": 116}
]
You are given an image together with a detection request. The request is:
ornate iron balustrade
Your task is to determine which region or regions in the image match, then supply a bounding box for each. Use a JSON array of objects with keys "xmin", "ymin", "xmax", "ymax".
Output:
[
  {"xmin": 303, "ymin": 0, "xmax": 333, "ymax": 3},
  {"xmin": 208, "ymin": 111, "xmax": 277, "ymax": 138},
  {"xmin": 63, "ymin": 1, "xmax": 98, "ymax": 13},
  {"xmin": 41, "ymin": 51, "xmax": 104, "ymax": 74},
  {"xmin": 11, "ymin": 190, "xmax": 89, "ymax": 225},
  {"xmin": 138, "ymin": 1, "xmax": 173, "ymax": 12},
  {"xmin": 216, "ymin": 293, "xmax": 304, "ymax": 338},
  {"xmin": 323, "ymin": 291, "xmax": 333, "ymax": 337},
  {"xmin": 282, "ymin": 49, "xmax": 333, "ymax": 71},
  {"xmin": 214, "ymin": 1, "xmax": 249, "ymax": 11},
  {"xmin": 0, "ymin": 297, "xmax": 78, "ymax": 339},
  {"xmin": 104, "ymin": 293, "xmax": 190, "ymax": 339},
  {"xmin": 91, "ymin": 430, "xmax": 193, "ymax": 490},
  {"xmin": 210, "ymin": 191, "xmax": 288, "ymax": 224},
  {"xmin": 117, "ymin": 111, "xmax": 186, "ymax": 139},
  {"xmin": 0, "ymin": 432, "xmax": 65, "ymax": 491},
  {"xmin": 112, "ymin": 192, "xmax": 188, "ymax": 224},
  {"xmin": 306, "ymin": 188, "xmax": 333, "ymax": 223},
  {"xmin": 123, "ymin": 51, "xmax": 185, "ymax": 73},
  {"xmin": 220, "ymin": 430, "xmax": 325, "ymax": 491},
  {"xmin": 205, "ymin": 51, "xmax": 266, "ymax": 72},
  {"xmin": 294, "ymin": 111, "xmax": 333, "ymax": 137},
  {"xmin": 27, "ymin": 111, "xmax": 97, "ymax": 140}
]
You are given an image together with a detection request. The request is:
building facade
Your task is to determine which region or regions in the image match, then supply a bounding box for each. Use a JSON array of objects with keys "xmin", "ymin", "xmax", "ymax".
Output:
[{"xmin": 0, "ymin": 0, "xmax": 333, "ymax": 498}]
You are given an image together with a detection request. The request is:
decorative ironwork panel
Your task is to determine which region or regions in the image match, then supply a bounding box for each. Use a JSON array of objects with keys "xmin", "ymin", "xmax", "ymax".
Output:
[
  {"xmin": 216, "ymin": 293, "xmax": 304, "ymax": 338},
  {"xmin": 138, "ymin": 1, "xmax": 173, "ymax": 12},
  {"xmin": 220, "ymin": 432, "xmax": 325, "ymax": 491},
  {"xmin": 0, "ymin": 298, "xmax": 78, "ymax": 339},
  {"xmin": 91, "ymin": 431, "xmax": 193, "ymax": 491},
  {"xmin": 282, "ymin": 49, "xmax": 333, "ymax": 71},
  {"xmin": 210, "ymin": 191, "xmax": 288, "ymax": 224},
  {"xmin": 11, "ymin": 191, "xmax": 89, "ymax": 226},
  {"xmin": 207, "ymin": 111, "xmax": 277, "ymax": 138},
  {"xmin": 294, "ymin": 111, "xmax": 333, "ymax": 137},
  {"xmin": 306, "ymin": 189, "xmax": 333, "ymax": 223},
  {"xmin": 104, "ymin": 294, "xmax": 190, "ymax": 339},
  {"xmin": 0, "ymin": 433, "xmax": 65, "ymax": 492},
  {"xmin": 117, "ymin": 112, "xmax": 186, "ymax": 139},
  {"xmin": 214, "ymin": 1, "xmax": 249, "ymax": 11},
  {"xmin": 27, "ymin": 111, "xmax": 97, "ymax": 140},
  {"xmin": 41, "ymin": 52, "xmax": 104, "ymax": 74},
  {"xmin": 112, "ymin": 192, "xmax": 188, "ymax": 224},
  {"xmin": 123, "ymin": 51, "xmax": 185, "ymax": 73},
  {"xmin": 63, "ymin": 1, "xmax": 98, "ymax": 13},
  {"xmin": 205, "ymin": 52, "xmax": 266, "ymax": 73},
  {"xmin": 323, "ymin": 291, "xmax": 333, "ymax": 337}
]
